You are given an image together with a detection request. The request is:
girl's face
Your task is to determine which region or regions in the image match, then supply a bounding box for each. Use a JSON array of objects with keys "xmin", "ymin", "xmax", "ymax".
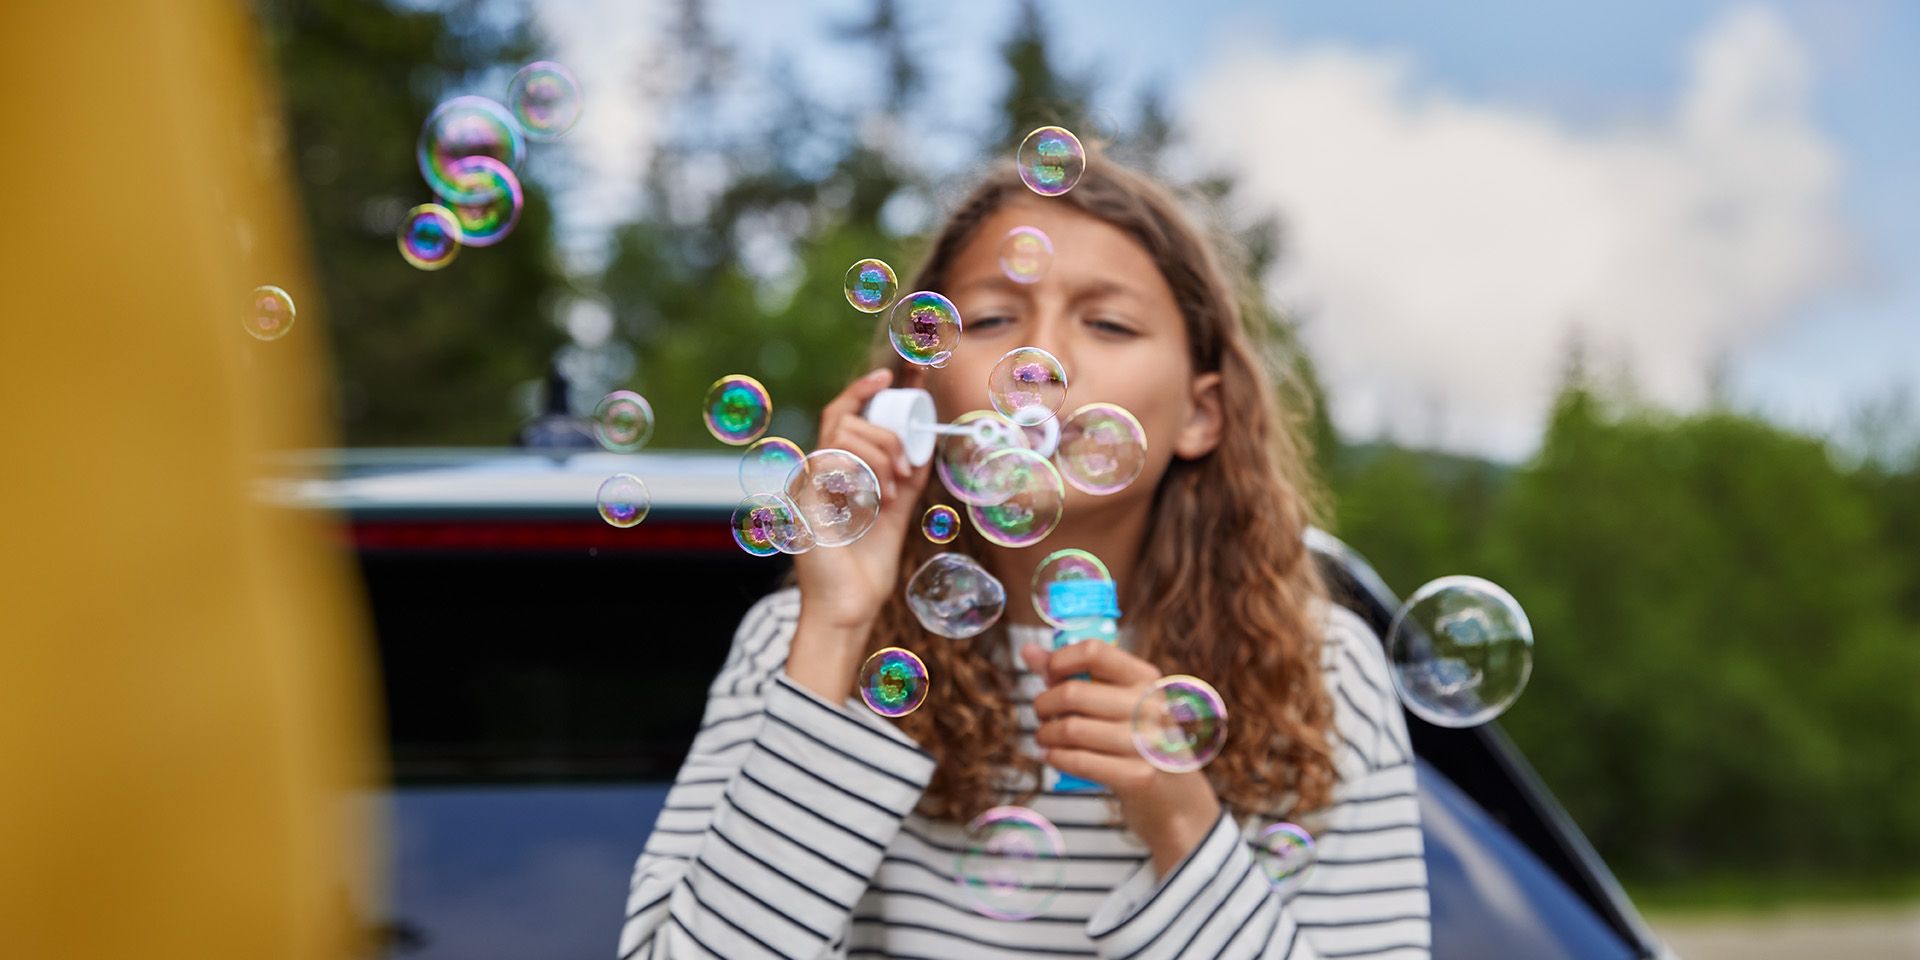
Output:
[{"xmin": 920, "ymin": 199, "xmax": 1224, "ymax": 519}]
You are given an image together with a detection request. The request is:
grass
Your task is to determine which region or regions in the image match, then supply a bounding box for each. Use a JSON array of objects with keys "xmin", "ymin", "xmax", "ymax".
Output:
[{"xmin": 1627, "ymin": 872, "xmax": 1920, "ymax": 916}]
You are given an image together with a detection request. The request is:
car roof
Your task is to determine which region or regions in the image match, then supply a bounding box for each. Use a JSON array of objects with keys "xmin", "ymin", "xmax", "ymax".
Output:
[{"xmin": 266, "ymin": 448, "xmax": 747, "ymax": 516}]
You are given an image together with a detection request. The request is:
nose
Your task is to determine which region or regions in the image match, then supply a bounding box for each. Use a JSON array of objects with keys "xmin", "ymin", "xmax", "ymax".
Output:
[{"xmin": 1018, "ymin": 302, "xmax": 1078, "ymax": 386}]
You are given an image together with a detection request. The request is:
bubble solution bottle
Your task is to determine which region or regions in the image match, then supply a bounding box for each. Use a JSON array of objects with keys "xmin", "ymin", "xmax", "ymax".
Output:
[{"xmin": 1042, "ymin": 578, "xmax": 1120, "ymax": 794}]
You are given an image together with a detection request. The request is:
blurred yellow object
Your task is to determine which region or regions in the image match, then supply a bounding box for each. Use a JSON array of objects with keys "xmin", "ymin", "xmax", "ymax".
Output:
[{"xmin": 0, "ymin": 2, "xmax": 382, "ymax": 959}]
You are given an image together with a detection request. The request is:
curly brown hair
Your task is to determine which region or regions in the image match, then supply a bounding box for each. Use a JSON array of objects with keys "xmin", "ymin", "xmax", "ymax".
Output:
[{"xmin": 859, "ymin": 155, "xmax": 1337, "ymax": 825}]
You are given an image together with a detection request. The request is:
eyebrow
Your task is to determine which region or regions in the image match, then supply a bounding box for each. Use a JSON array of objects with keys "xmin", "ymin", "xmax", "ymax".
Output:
[{"xmin": 950, "ymin": 274, "xmax": 1144, "ymax": 305}]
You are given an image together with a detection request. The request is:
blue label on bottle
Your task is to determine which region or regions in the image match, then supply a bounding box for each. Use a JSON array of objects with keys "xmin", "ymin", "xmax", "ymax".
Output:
[{"xmin": 1048, "ymin": 579, "xmax": 1118, "ymax": 620}]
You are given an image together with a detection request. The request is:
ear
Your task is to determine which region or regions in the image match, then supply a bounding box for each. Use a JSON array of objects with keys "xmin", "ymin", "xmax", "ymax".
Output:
[{"xmin": 1173, "ymin": 371, "xmax": 1224, "ymax": 460}]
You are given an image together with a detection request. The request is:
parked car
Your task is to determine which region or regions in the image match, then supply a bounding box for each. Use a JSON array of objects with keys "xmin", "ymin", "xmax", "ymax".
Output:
[{"xmin": 275, "ymin": 448, "xmax": 1672, "ymax": 959}]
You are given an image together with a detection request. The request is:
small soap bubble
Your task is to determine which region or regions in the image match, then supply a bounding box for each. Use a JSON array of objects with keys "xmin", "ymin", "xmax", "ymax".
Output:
[
  {"xmin": 1016, "ymin": 126, "xmax": 1086, "ymax": 197},
  {"xmin": 704, "ymin": 374, "xmax": 773, "ymax": 445},
  {"xmin": 988, "ymin": 347, "xmax": 1068, "ymax": 426},
  {"xmin": 888, "ymin": 291, "xmax": 963, "ymax": 366},
  {"xmin": 1131, "ymin": 675, "xmax": 1228, "ymax": 773},
  {"xmin": 731, "ymin": 493, "xmax": 813, "ymax": 557},
  {"xmin": 922, "ymin": 504, "xmax": 961, "ymax": 544},
  {"xmin": 859, "ymin": 647, "xmax": 929, "ymax": 718},
  {"xmin": 1387, "ymin": 576, "xmax": 1534, "ymax": 728},
  {"xmin": 591, "ymin": 390, "xmax": 655, "ymax": 453},
  {"xmin": 245, "ymin": 285, "xmax": 296, "ymax": 341},
  {"xmin": 965, "ymin": 449, "xmax": 1065, "ymax": 548},
  {"xmin": 739, "ymin": 436, "xmax": 805, "ymax": 496},
  {"xmin": 1254, "ymin": 823, "xmax": 1318, "ymax": 895},
  {"xmin": 398, "ymin": 203, "xmax": 462, "ymax": 270},
  {"xmin": 506, "ymin": 60, "xmax": 582, "ymax": 141},
  {"xmin": 596, "ymin": 473, "xmax": 651, "ymax": 528},
  {"xmin": 998, "ymin": 226, "xmax": 1054, "ymax": 285},
  {"xmin": 785, "ymin": 449, "xmax": 882, "ymax": 547},
  {"xmin": 955, "ymin": 806, "xmax": 1066, "ymax": 921},
  {"xmin": 1055, "ymin": 402, "xmax": 1147, "ymax": 495},
  {"xmin": 445, "ymin": 156, "xmax": 523, "ymax": 248},
  {"xmin": 845, "ymin": 258, "xmax": 900, "ymax": 313},
  {"xmin": 1031, "ymin": 548, "xmax": 1113, "ymax": 628},
  {"xmin": 906, "ymin": 552, "xmax": 1007, "ymax": 639},
  {"xmin": 936, "ymin": 410, "xmax": 1030, "ymax": 506},
  {"xmin": 418, "ymin": 96, "xmax": 526, "ymax": 204}
]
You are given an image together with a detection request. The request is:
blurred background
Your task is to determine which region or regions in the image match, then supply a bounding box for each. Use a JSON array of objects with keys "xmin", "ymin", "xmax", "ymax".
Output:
[{"xmin": 258, "ymin": 0, "xmax": 1916, "ymax": 955}]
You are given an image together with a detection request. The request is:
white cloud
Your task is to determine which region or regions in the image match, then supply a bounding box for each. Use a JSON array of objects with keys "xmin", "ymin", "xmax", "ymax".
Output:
[{"xmin": 1185, "ymin": 5, "xmax": 1850, "ymax": 459}]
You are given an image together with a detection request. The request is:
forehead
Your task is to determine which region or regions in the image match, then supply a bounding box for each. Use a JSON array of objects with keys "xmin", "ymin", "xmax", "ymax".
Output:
[{"xmin": 951, "ymin": 196, "xmax": 1169, "ymax": 300}]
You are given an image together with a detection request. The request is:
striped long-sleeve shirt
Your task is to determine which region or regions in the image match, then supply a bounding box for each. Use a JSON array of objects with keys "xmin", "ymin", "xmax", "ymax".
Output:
[{"xmin": 619, "ymin": 588, "xmax": 1430, "ymax": 959}]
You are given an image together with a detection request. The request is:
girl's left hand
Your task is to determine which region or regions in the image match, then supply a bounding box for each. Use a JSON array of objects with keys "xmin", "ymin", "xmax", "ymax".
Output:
[{"xmin": 1021, "ymin": 639, "xmax": 1224, "ymax": 878}]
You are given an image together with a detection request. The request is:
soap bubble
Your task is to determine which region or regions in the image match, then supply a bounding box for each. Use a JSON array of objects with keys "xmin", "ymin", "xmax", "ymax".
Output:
[
  {"xmin": 845, "ymin": 258, "xmax": 900, "ymax": 313},
  {"xmin": 592, "ymin": 390, "xmax": 654, "ymax": 453},
  {"xmin": 888, "ymin": 291, "xmax": 962, "ymax": 366},
  {"xmin": 965, "ymin": 449, "xmax": 1065, "ymax": 548},
  {"xmin": 859, "ymin": 647, "xmax": 929, "ymax": 718},
  {"xmin": 398, "ymin": 203, "xmax": 462, "ymax": 270},
  {"xmin": 1021, "ymin": 416, "xmax": 1060, "ymax": 459},
  {"xmin": 1254, "ymin": 823, "xmax": 1317, "ymax": 895},
  {"xmin": 1016, "ymin": 126, "xmax": 1086, "ymax": 197},
  {"xmin": 244, "ymin": 285, "xmax": 296, "ymax": 341},
  {"xmin": 1031, "ymin": 548, "xmax": 1113, "ymax": 628},
  {"xmin": 988, "ymin": 347, "xmax": 1068, "ymax": 426},
  {"xmin": 1387, "ymin": 576, "xmax": 1534, "ymax": 728},
  {"xmin": 445, "ymin": 156, "xmax": 523, "ymax": 247},
  {"xmin": 955, "ymin": 806, "xmax": 1066, "ymax": 921},
  {"xmin": 906, "ymin": 552, "xmax": 1006, "ymax": 639},
  {"xmin": 936, "ymin": 410, "xmax": 1030, "ymax": 506},
  {"xmin": 704, "ymin": 374, "xmax": 772, "ymax": 445},
  {"xmin": 1131, "ymin": 675, "xmax": 1227, "ymax": 773},
  {"xmin": 732, "ymin": 493, "xmax": 814, "ymax": 557},
  {"xmin": 784, "ymin": 449, "xmax": 881, "ymax": 547},
  {"xmin": 739, "ymin": 437, "xmax": 804, "ymax": 496},
  {"xmin": 998, "ymin": 226, "xmax": 1054, "ymax": 284},
  {"xmin": 418, "ymin": 96, "xmax": 526, "ymax": 204},
  {"xmin": 596, "ymin": 473, "xmax": 651, "ymax": 528},
  {"xmin": 922, "ymin": 504, "xmax": 960, "ymax": 544},
  {"xmin": 505, "ymin": 60, "xmax": 582, "ymax": 141},
  {"xmin": 1054, "ymin": 402, "xmax": 1147, "ymax": 495}
]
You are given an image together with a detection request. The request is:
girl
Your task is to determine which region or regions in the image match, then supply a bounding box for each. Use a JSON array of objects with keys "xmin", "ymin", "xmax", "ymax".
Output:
[{"xmin": 619, "ymin": 157, "xmax": 1430, "ymax": 959}]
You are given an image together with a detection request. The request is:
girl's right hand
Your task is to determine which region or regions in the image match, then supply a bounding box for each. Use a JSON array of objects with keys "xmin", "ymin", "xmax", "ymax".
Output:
[{"xmin": 786, "ymin": 367, "xmax": 932, "ymax": 701}]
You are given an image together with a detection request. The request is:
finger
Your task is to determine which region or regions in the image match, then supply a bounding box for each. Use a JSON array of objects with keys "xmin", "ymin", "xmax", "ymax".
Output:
[
  {"xmin": 823, "ymin": 436, "xmax": 900, "ymax": 501},
  {"xmin": 1019, "ymin": 642, "xmax": 1051, "ymax": 678},
  {"xmin": 1031, "ymin": 677, "xmax": 1144, "ymax": 721},
  {"xmin": 1034, "ymin": 714, "xmax": 1135, "ymax": 755},
  {"xmin": 1045, "ymin": 640, "xmax": 1162, "ymax": 687},
  {"xmin": 820, "ymin": 368, "xmax": 894, "ymax": 430},
  {"xmin": 1044, "ymin": 748, "xmax": 1155, "ymax": 794},
  {"xmin": 837, "ymin": 417, "xmax": 912, "ymax": 480}
]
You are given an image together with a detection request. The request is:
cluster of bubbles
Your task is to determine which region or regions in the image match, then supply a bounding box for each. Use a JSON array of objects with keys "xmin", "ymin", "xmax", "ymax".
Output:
[
  {"xmin": 730, "ymin": 493, "xmax": 813, "ymax": 557},
  {"xmin": 1387, "ymin": 575, "xmax": 1535, "ymax": 728},
  {"xmin": 587, "ymin": 388, "xmax": 659, "ymax": 529}
]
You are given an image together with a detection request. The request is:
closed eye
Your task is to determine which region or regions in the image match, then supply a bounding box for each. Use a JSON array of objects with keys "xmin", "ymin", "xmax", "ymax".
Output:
[{"xmin": 1087, "ymin": 317, "xmax": 1138, "ymax": 337}]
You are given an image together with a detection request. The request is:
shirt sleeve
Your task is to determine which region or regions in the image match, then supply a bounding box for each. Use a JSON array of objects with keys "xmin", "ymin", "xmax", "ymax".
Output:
[
  {"xmin": 1082, "ymin": 607, "xmax": 1431, "ymax": 960},
  {"xmin": 616, "ymin": 589, "xmax": 937, "ymax": 960}
]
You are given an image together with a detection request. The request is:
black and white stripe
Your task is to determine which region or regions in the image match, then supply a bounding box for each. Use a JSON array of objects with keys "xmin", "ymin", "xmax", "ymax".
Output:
[{"xmin": 617, "ymin": 591, "xmax": 1429, "ymax": 959}]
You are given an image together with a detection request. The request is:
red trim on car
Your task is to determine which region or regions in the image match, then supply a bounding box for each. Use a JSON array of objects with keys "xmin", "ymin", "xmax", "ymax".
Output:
[{"xmin": 351, "ymin": 520, "xmax": 739, "ymax": 553}]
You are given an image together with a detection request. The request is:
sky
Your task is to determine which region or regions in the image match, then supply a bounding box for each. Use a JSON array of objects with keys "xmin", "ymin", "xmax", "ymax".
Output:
[{"xmin": 530, "ymin": 0, "xmax": 1918, "ymax": 460}]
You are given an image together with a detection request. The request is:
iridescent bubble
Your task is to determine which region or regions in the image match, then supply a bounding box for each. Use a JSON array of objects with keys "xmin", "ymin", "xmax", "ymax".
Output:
[
  {"xmin": 965, "ymin": 449, "xmax": 1065, "ymax": 548},
  {"xmin": 906, "ymin": 552, "xmax": 1006, "ymax": 639},
  {"xmin": 418, "ymin": 96, "xmax": 526, "ymax": 204},
  {"xmin": 1131, "ymin": 675, "xmax": 1228, "ymax": 773},
  {"xmin": 844, "ymin": 258, "xmax": 900, "ymax": 314},
  {"xmin": 244, "ymin": 285, "xmax": 296, "ymax": 341},
  {"xmin": 1054, "ymin": 402, "xmax": 1147, "ymax": 495},
  {"xmin": 704, "ymin": 374, "xmax": 772, "ymax": 445},
  {"xmin": 784, "ymin": 449, "xmax": 881, "ymax": 547},
  {"xmin": 591, "ymin": 389, "xmax": 654, "ymax": 453},
  {"xmin": 731, "ymin": 493, "xmax": 814, "ymax": 557},
  {"xmin": 1031, "ymin": 548, "xmax": 1113, "ymax": 628},
  {"xmin": 955, "ymin": 806, "xmax": 1066, "ymax": 921},
  {"xmin": 398, "ymin": 203, "xmax": 462, "ymax": 271},
  {"xmin": 505, "ymin": 60, "xmax": 582, "ymax": 142},
  {"xmin": 1254, "ymin": 823, "xmax": 1317, "ymax": 895},
  {"xmin": 739, "ymin": 436, "xmax": 805, "ymax": 496},
  {"xmin": 922, "ymin": 504, "xmax": 960, "ymax": 544},
  {"xmin": 596, "ymin": 473, "xmax": 651, "ymax": 528},
  {"xmin": 1387, "ymin": 576, "xmax": 1534, "ymax": 728},
  {"xmin": 1016, "ymin": 125, "xmax": 1086, "ymax": 198},
  {"xmin": 446, "ymin": 156, "xmax": 523, "ymax": 248},
  {"xmin": 988, "ymin": 347, "xmax": 1068, "ymax": 426},
  {"xmin": 998, "ymin": 226, "xmax": 1054, "ymax": 285},
  {"xmin": 859, "ymin": 647, "xmax": 929, "ymax": 718},
  {"xmin": 888, "ymin": 291, "xmax": 963, "ymax": 366},
  {"xmin": 936, "ymin": 410, "xmax": 1030, "ymax": 506}
]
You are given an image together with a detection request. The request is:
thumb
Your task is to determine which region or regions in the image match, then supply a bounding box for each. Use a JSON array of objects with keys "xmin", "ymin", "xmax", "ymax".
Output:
[{"xmin": 1020, "ymin": 641, "xmax": 1052, "ymax": 679}]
